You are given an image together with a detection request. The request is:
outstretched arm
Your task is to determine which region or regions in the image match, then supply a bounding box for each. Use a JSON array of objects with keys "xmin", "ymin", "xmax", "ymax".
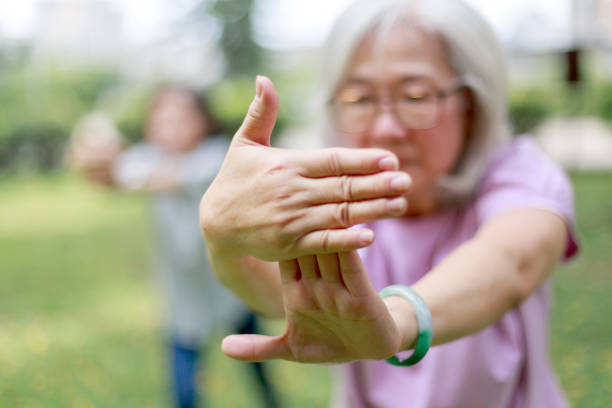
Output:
[
  {"xmin": 412, "ymin": 207, "xmax": 567, "ymax": 346},
  {"xmin": 220, "ymin": 207, "xmax": 568, "ymax": 362}
]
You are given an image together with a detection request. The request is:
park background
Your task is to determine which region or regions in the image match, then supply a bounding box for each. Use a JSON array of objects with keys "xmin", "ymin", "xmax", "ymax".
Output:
[{"xmin": 1, "ymin": 0, "xmax": 611, "ymax": 406}]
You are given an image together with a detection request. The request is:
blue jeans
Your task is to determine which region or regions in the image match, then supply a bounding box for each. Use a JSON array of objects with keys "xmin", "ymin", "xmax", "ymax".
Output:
[{"xmin": 170, "ymin": 313, "xmax": 280, "ymax": 408}]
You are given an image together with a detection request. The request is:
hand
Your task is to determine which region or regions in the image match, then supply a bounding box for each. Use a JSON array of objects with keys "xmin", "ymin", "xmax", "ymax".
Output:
[
  {"xmin": 68, "ymin": 129, "xmax": 122, "ymax": 186},
  {"xmin": 221, "ymin": 251, "xmax": 412, "ymax": 363},
  {"xmin": 200, "ymin": 76, "xmax": 411, "ymax": 262},
  {"xmin": 70, "ymin": 149, "xmax": 117, "ymax": 186}
]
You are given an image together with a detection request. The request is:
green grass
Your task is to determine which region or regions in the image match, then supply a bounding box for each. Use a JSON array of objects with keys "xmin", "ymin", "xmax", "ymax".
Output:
[
  {"xmin": 0, "ymin": 174, "xmax": 330, "ymax": 408},
  {"xmin": 550, "ymin": 172, "xmax": 612, "ymax": 407},
  {"xmin": 1, "ymin": 172, "xmax": 611, "ymax": 407}
]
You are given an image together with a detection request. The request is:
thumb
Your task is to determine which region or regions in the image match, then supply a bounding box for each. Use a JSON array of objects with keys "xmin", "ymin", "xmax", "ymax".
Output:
[
  {"xmin": 221, "ymin": 334, "xmax": 290, "ymax": 362},
  {"xmin": 235, "ymin": 75, "xmax": 279, "ymax": 147}
]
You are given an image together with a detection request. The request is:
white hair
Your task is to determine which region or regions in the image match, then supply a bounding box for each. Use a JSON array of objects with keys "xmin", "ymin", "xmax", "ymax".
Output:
[{"xmin": 319, "ymin": 0, "xmax": 511, "ymax": 205}]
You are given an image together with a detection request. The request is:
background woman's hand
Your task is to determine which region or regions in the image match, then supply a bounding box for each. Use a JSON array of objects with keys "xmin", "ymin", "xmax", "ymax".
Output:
[
  {"xmin": 68, "ymin": 133, "xmax": 121, "ymax": 186},
  {"xmin": 200, "ymin": 76, "xmax": 411, "ymax": 262},
  {"xmin": 221, "ymin": 251, "xmax": 410, "ymax": 363}
]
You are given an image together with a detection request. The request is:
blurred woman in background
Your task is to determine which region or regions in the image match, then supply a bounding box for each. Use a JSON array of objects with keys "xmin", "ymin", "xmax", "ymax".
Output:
[{"xmin": 71, "ymin": 86, "xmax": 280, "ymax": 408}]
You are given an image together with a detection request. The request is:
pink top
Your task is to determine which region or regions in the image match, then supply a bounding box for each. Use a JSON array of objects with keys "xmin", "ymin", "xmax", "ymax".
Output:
[{"xmin": 334, "ymin": 136, "xmax": 578, "ymax": 408}]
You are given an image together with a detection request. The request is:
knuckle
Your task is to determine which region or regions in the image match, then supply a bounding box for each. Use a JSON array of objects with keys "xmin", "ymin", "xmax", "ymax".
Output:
[
  {"xmin": 276, "ymin": 212, "xmax": 304, "ymax": 245},
  {"xmin": 320, "ymin": 229, "xmax": 332, "ymax": 251},
  {"xmin": 327, "ymin": 149, "xmax": 342, "ymax": 175},
  {"xmin": 272, "ymin": 185, "xmax": 294, "ymax": 203},
  {"xmin": 333, "ymin": 202, "xmax": 351, "ymax": 227},
  {"xmin": 199, "ymin": 198, "xmax": 217, "ymax": 234},
  {"xmin": 339, "ymin": 175, "xmax": 353, "ymax": 201}
]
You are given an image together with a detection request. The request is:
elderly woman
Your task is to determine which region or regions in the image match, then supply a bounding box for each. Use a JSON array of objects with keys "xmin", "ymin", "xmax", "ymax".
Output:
[{"xmin": 200, "ymin": 0, "xmax": 578, "ymax": 406}]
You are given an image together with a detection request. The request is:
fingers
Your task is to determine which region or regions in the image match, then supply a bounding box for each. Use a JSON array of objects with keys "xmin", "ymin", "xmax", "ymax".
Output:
[
  {"xmin": 316, "ymin": 253, "xmax": 342, "ymax": 285},
  {"xmin": 296, "ymin": 147, "xmax": 399, "ymax": 177},
  {"xmin": 279, "ymin": 259, "xmax": 300, "ymax": 283},
  {"xmin": 338, "ymin": 251, "xmax": 375, "ymax": 297},
  {"xmin": 303, "ymin": 171, "xmax": 411, "ymax": 204},
  {"xmin": 286, "ymin": 197, "xmax": 407, "ymax": 239},
  {"xmin": 293, "ymin": 228, "xmax": 375, "ymax": 255},
  {"xmin": 221, "ymin": 334, "xmax": 291, "ymax": 362},
  {"xmin": 297, "ymin": 255, "xmax": 320, "ymax": 280},
  {"xmin": 235, "ymin": 75, "xmax": 279, "ymax": 147},
  {"xmin": 281, "ymin": 254, "xmax": 342, "ymax": 285}
]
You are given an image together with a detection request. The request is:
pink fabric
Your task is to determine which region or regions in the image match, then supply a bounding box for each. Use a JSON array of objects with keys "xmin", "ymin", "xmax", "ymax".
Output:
[{"xmin": 335, "ymin": 136, "xmax": 578, "ymax": 408}]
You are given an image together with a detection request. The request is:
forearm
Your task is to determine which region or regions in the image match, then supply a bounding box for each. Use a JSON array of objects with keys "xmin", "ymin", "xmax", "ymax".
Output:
[
  {"xmin": 393, "ymin": 226, "xmax": 562, "ymax": 350},
  {"xmin": 412, "ymin": 239, "xmax": 525, "ymax": 346},
  {"xmin": 208, "ymin": 250, "xmax": 284, "ymax": 318},
  {"xmin": 381, "ymin": 239, "xmax": 521, "ymax": 352}
]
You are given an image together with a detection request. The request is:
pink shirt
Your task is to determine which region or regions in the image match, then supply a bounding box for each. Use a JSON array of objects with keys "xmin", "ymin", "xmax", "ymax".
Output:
[{"xmin": 334, "ymin": 136, "xmax": 578, "ymax": 408}]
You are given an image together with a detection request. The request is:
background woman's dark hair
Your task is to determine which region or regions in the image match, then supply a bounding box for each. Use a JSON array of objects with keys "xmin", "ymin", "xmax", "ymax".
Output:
[{"xmin": 152, "ymin": 83, "xmax": 223, "ymax": 136}]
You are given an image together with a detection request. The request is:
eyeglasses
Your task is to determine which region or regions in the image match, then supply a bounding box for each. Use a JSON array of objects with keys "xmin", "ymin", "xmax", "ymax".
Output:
[{"xmin": 329, "ymin": 81, "xmax": 465, "ymax": 133}]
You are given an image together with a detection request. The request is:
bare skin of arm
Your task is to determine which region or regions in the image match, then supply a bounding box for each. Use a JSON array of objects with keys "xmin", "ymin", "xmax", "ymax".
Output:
[{"xmin": 220, "ymin": 208, "xmax": 568, "ymax": 363}]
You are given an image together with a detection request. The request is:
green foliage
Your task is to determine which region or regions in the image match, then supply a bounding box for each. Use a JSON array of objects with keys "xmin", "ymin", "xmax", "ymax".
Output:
[
  {"xmin": 508, "ymin": 76, "xmax": 612, "ymax": 135},
  {"xmin": 210, "ymin": 0, "xmax": 262, "ymax": 76},
  {"xmin": 208, "ymin": 76, "xmax": 255, "ymax": 134},
  {"xmin": 508, "ymin": 87, "xmax": 557, "ymax": 134},
  {"xmin": 0, "ymin": 61, "xmax": 119, "ymax": 173},
  {"xmin": 590, "ymin": 81, "xmax": 612, "ymax": 124},
  {"xmin": 208, "ymin": 76, "xmax": 288, "ymax": 141},
  {"xmin": 0, "ymin": 123, "xmax": 66, "ymax": 172},
  {"xmin": 111, "ymin": 85, "xmax": 158, "ymax": 145}
]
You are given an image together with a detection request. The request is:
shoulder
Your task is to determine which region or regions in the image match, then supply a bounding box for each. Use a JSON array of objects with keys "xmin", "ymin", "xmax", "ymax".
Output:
[
  {"xmin": 482, "ymin": 136, "xmax": 567, "ymax": 188},
  {"xmin": 474, "ymin": 135, "xmax": 578, "ymax": 259},
  {"xmin": 478, "ymin": 135, "xmax": 572, "ymax": 203}
]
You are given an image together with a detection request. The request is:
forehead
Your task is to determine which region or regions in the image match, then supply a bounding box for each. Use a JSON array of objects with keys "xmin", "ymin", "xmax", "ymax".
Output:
[
  {"xmin": 155, "ymin": 89, "xmax": 197, "ymax": 108},
  {"xmin": 344, "ymin": 22, "xmax": 456, "ymax": 86}
]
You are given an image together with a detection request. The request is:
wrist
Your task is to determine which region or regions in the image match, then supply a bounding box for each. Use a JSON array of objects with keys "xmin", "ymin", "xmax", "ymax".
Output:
[
  {"xmin": 383, "ymin": 296, "xmax": 419, "ymax": 352},
  {"xmin": 200, "ymin": 208, "xmax": 242, "ymax": 259}
]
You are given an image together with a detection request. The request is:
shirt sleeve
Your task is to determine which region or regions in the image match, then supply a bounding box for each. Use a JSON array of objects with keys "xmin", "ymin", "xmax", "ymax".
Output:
[
  {"xmin": 475, "ymin": 136, "xmax": 579, "ymax": 260},
  {"xmin": 112, "ymin": 143, "xmax": 160, "ymax": 191},
  {"xmin": 178, "ymin": 136, "xmax": 229, "ymax": 187}
]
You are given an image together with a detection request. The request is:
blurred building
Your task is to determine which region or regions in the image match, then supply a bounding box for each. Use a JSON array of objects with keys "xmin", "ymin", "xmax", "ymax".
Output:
[
  {"xmin": 574, "ymin": 0, "xmax": 612, "ymax": 49},
  {"xmin": 31, "ymin": 0, "xmax": 123, "ymax": 66},
  {"xmin": 28, "ymin": 0, "xmax": 222, "ymax": 87}
]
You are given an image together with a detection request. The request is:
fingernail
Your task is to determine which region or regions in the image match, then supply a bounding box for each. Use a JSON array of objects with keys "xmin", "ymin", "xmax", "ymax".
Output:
[
  {"xmin": 359, "ymin": 230, "xmax": 374, "ymax": 245},
  {"xmin": 387, "ymin": 197, "xmax": 407, "ymax": 214},
  {"xmin": 378, "ymin": 156, "xmax": 399, "ymax": 170},
  {"xmin": 255, "ymin": 75, "xmax": 263, "ymax": 99},
  {"xmin": 390, "ymin": 174, "xmax": 411, "ymax": 190}
]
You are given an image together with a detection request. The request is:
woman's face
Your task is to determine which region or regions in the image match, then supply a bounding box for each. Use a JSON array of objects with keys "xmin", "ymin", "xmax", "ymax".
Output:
[
  {"xmin": 147, "ymin": 88, "xmax": 210, "ymax": 153},
  {"xmin": 334, "ymin": 23, "xmax": 469, "ymax": 214}
]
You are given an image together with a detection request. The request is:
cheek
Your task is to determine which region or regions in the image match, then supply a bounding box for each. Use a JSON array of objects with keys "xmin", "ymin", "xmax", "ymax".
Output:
[
  {"xmin": 421, "ymin": 111, "xmax": 465, "ymax": 176},
  {"xmin": 339, "ymin": 131, "xmax": 368, "ymax": 148},
  {"xmin": 423, "ymin": 131, "xmax": 463, "ymax": 174}
]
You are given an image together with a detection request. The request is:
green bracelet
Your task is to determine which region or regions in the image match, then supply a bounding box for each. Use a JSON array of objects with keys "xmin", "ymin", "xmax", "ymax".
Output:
[{"xmin": 379, "ymin": 284, "xmax": 433, "ymax": 366}]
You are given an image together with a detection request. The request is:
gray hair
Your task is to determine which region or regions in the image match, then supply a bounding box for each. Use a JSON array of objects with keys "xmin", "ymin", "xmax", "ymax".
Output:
[{"xmin": 319, "ymin": 0, "xmax": 511, "ymax": 205}]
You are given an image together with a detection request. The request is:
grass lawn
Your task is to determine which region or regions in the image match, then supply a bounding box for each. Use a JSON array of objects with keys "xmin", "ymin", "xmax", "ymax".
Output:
[{"xmin": 1, "ymin": 172, "xmax": 610, "ymax": 407}]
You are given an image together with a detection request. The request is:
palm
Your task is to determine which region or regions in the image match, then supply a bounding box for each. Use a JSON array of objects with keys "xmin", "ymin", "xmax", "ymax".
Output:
[{"xmin": 222, "ymin": 251, "xmax": 402, "ymax": 363}]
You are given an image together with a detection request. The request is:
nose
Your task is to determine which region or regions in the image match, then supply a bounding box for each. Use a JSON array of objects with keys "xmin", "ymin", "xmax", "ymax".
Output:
[{"xmin": 369, "ymin": 106, "xmax": 409, "ymax": 143}]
